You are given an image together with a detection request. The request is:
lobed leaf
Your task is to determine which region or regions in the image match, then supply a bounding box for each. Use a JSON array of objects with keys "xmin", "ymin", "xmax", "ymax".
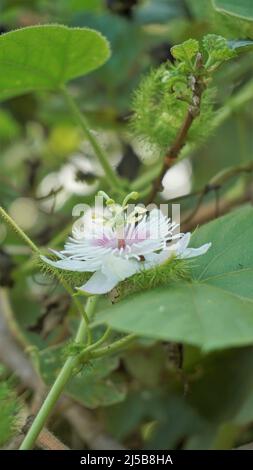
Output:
[
  {"xmin": 171, "ymin": 39, "xmax": 199, "ymax": 62},
  {"xmin": 203, "ymin": 34, "xmax": 236, "ymax": 62}
]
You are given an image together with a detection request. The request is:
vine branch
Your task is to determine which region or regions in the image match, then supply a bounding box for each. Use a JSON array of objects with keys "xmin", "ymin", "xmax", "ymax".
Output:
[{"xmin": 147, "ymin": 53, "xmax": 205, "ymax": 203}]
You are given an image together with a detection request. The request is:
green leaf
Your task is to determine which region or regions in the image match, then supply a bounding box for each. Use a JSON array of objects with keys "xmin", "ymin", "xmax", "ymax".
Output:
[
  {"xmin": 40, "ymin": 346, "xmax": 126, "ymax": 408},
  {"xmin": 0, "ymin": 24, "xmax": 110, "ymax": 101},
  {"xmin": 188, "ymin": 347, "xmax": 253, "ymax": 425},
  {"xmin": 202, "ymin": 34, "xmax": 236, "ymax": 62},
  {"xmin": 203, "ymin": 34, "xmax": 228, "ymax": 53},
  {"xmin": 152, "ymin": 347, "xmax": 253, "ymax": 449},
  {"xmin": 171, "ymin": 38, "xmax": 199, "ymax": 62},
  {"xmin": 0, "ymin": 109, "xmax": 20, "ymax": 141},
  {"xmin": 98, "ymin": 206, "xmax": 253, "ymax": 351},
  {"xmin": 212, "ymin": 0, "xmax": 253, "ymax": 22},
  {"xmin": 104, "ymin": 389, "xmax": 171, "ymax": 441},
  {"xmin": 189, "ymin": 205, "xmax": 253, "ymax": 285},
  {"xmin": 123, "ymin": 345, "xmax": 168, "ymax": 387},
  {"xmin": 67, "ymin": 371, "xmax": 126, "ymax": 409}
]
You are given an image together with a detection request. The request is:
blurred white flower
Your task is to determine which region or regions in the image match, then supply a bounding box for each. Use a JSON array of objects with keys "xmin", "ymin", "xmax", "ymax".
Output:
[
  {"xmin": 37, "ymin": 155, "xmax": 101, "ymax": 212},
  {"xmin": 161, "ymin": 160, "xmax": 192, "ymax": 199},
  {"xmin": 58, "ymin": 155, "xmax": 101, "ymax": 195},
  {"xmin": 37, "ymin": 131, "xmax": 123, "ymax": 212}
]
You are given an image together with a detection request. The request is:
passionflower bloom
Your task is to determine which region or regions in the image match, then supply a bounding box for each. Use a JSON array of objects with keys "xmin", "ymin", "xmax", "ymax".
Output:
[{"xmin": 42, "ymin": 194, "xmax": 211, "ymax": 295}]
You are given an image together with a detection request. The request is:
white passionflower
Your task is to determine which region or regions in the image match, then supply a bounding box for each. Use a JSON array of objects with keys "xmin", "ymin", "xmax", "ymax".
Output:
[{"xmin": 41, "ymin": 197, "xmax": 211, "ymax": 295}]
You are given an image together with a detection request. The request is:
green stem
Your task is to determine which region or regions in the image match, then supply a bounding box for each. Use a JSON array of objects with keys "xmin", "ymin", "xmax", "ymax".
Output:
[
  {"xmin": 77, "ymin": 326, "xmax": 112, "ymax": 361},
  {"xmin": 61, "ymin": 86, "xmax": 123, "ymax": 191},
  {"xmin": 61, "ymin": 278, "xmax": 90, "ymax": 335},
  {"xmin": 19, "ymin": 296, "xmax": 96, "ymax": 450},
  {"xmin": 91, "ymin": 333, "xmax": 137, "ymax": 358},
  {"xmin": 0, "ymin": 206, "xmax": 40, "ymax": 254}
]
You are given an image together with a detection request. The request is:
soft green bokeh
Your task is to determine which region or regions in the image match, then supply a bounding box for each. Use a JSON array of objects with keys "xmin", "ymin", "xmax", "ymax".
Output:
[{"xmin": 213, "ymin": 0, "xmax": 253, "ymax": 21}]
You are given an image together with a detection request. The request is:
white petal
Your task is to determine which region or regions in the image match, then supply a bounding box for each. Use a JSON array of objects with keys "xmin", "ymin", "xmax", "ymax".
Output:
[
  {"xmin": 79, "ymin": 271, "xmax": 119, "ymax": 294},
  {"xmin": 180, "ymin": 242, "xmax": 212, "ymax": 259},
  {"xmin": 102, "ymin": 254, "xmax": 139, "ymax": 281},
  {"xmin": 80, "ymin": 255, "xmax": 139, "ymax": 294},
  {"xmin": 129, "ymin": 239, "xmax": 164, "ymax": 257},
  {"xmin": 176, "ymin": 232, "xmax": 191, "ymax": 255},
  {"xmin": 40, "ymin": 255, "xmax": 98, "ymax": 272},
  {"xmin": 143, "ymin": 249, "xmax": 172, "ymax": 269},
  {"xmin": 148, "ymin": 209, "xmax": 172, "ymax": 239},
  {"xmin": 62, "ymin": 236, "xmax": 115, "ymax": 258}
]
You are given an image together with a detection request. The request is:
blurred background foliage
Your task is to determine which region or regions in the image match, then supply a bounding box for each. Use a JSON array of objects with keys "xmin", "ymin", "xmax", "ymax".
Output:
[{"xmin": 1, "ymin": 0, "xmax": 253, "ymax": 450}]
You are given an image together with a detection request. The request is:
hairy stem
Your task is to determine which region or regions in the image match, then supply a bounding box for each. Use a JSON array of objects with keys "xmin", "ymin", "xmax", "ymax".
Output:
[
  {"xmin": 0, "ymin": 206, "xmax": 40, "ymax": 254},
  {"xmin": 79, "ymin": 326, "xmax": 112, "ymax": 357},
  {"xmin": 146, "ymin": 53, "xmax": 205, "ymax": 203},
  {"xmin": 19, "ymin": 296, "xmax": 96, "ymax": 450},
  {"xmin": 61, "ymin": 85, "xmax": 123, "ymax": 191}
]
